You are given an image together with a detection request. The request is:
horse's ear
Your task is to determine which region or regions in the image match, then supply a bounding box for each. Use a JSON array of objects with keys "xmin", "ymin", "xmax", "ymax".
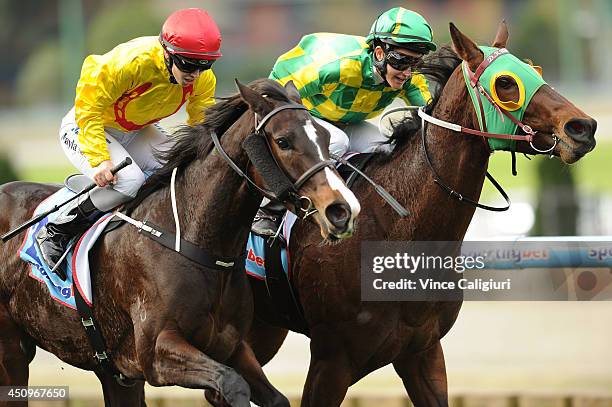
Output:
[
  {"xmin": 492, "ymin": 20, "xmax": 509, "ymax": 48},
  {"xmin": 449, "ymin": 22, "xmax": 484, "ymax": 72},
  {"xmin": 235, "ymin": 79, "xmax": 272, "ymax": 116},
  {"xmin": 284, "ymin": 80, "xmax": 302, "ymax": 104}
]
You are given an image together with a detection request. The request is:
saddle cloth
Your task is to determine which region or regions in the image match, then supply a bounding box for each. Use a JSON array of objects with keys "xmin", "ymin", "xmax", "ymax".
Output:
[
  {"xmin": 245, "ymin": 213, "xmax": 297, "ymax": 279},
  {"xmin": 18, "ymin": 187, "xmax": 113, "ymax": 309}
]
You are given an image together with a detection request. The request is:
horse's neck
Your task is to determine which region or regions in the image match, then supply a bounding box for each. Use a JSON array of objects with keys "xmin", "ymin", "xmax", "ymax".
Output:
[
  {"xmin": 175, "ymin": 115, "xmax": 261, "ymax": 258},
  {"xmin": 385, "ymin": 69, "xmax": 490, "ymax": 240}
]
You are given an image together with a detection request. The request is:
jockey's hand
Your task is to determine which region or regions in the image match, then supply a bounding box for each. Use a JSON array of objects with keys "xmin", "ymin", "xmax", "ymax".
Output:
[{"xmin": 93, "ymin": 160, "xmax": 118, "ymax": 187}]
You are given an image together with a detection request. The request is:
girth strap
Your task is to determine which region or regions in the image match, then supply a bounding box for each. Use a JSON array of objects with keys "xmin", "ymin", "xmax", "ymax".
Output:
[
  {"xmin": 113, "ymin": 212, "xmax": 239, "ymax": 270},
  {"xmin": 73, "ymin": 277, "xmax": 135, "ymax": 387}
]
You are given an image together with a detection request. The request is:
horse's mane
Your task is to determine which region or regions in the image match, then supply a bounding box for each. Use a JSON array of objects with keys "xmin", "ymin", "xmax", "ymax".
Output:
[
  {"xmin": 125, "ymin": 79, "xmax": 292, "ymax": 211},
  {"xmin": 386, "ymin": 45, "xmax": 462, "ymax": 149}
]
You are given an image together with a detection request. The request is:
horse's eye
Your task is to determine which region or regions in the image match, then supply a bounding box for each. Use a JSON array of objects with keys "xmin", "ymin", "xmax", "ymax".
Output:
[
  {"xmin": 276, "ymin": 137, "xmax": 291, "ymax": 150},
  {"xmin": 497, "ymin": 76, "xmax": 514, "ymax": 89}
]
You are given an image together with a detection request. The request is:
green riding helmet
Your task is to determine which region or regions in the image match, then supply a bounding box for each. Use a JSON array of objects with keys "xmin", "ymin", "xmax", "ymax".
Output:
[{"xmin": 366, "ymin": 7, "xmax": 437, "ymax": 53}]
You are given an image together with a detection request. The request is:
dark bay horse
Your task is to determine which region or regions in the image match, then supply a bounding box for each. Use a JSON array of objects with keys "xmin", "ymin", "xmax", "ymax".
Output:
[
  {"xmin": 245, "ymin": 23, "xmax": 597, "ymax": 406},
  {"xmin": 0, "ymin": 79, "xmax": 359, "ymax": 406}
]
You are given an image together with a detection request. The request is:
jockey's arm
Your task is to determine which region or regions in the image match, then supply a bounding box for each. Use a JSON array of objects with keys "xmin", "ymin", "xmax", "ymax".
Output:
[
  {"xmin": 74, "ymin": 57, "xmax": 137, "ymax": 169},
  {"xmin": 186, "ymin": 70, "xmax": 217, "ymax": 126},
  {"xmin": 400, "ymin": 72, "xmax": 433, "ymax": 107}
]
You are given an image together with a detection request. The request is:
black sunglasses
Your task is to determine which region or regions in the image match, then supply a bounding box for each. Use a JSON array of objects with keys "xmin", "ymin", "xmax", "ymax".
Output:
[
  {"xmin": 171, "ymin": 54, "xmax": 215, "ymax": 73},
  {"xmin": 385, "ymin": 50, "xmax": 422, "ymax": 71}
]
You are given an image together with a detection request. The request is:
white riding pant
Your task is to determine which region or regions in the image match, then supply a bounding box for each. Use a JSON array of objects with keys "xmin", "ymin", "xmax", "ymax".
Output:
[
  {"xmin": 313, "ymin": 117, "xmax": 392, "ymax": 157},
  {"xmin": 59, "ymin": 107, "xmax": 171, "ymax": 211}
]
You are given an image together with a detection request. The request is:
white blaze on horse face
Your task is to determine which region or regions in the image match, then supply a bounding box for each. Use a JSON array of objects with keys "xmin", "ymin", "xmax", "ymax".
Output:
[
  {"xmin": 324, "ymin": 167, "xmax": 361, "ymax": 216},
  {"xmin": 303, "ymin": 119, "xmax": 326, "ymax": 161},
  {"xmin": 303, "ymin": 120, "xmax": 361, "ymax": 217}
]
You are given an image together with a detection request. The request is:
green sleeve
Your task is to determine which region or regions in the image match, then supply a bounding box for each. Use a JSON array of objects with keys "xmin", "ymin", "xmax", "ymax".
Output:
[{"xmin": 400, "ymin": 72, "xmax": 432, "ymax": 107}]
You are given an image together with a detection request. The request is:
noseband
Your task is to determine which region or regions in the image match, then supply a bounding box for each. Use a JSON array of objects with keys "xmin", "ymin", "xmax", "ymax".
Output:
[{"xmin": 210, "ymin": 103, "xmax": 335, "ymax": 219}]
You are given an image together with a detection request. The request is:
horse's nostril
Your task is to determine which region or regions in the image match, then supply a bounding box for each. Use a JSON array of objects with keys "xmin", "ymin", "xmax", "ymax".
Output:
[
  {"xmin": 325, "ymin": 203, "xmax": 351, "ymax": 230},
  {"xmin": 568, "ymin": 122, "xmax": 584, "ymax": 134},
  {"xmin": 564, "ymin": 118, "xmax": 596, "ymax": 143}
]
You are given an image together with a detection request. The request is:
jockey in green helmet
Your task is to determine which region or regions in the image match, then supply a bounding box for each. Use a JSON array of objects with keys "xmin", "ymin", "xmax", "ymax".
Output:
[
  {"xmin": 253, "ymin": 7, "xmax": 437, "ymax": 237},
  {"xmin": 367, "ymin": 7, "xmax": 436, "ymax": 89}
]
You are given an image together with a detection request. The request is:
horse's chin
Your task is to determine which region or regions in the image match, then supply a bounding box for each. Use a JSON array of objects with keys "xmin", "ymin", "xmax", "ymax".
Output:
[
  {"xmin": 529, "ymin": 130, "xmax": 594, "ymax": 164},
  {"xmin": 330, "ymin": 230, "xmax": 355, "ymax": 240},
  {"xmin": 556, "ymin": 135, "xmax": 595, "ymax": 164},
  {"xmin": 314, "ymin": 217, "xmax": 355, "ymax": 242},
  {"xmin": 318, "ymin": 226, "xmax": 355, "ymax": 242},
  {"xmin": 559, "ymin": 150, "xmax": 582, "ymax": 164}
]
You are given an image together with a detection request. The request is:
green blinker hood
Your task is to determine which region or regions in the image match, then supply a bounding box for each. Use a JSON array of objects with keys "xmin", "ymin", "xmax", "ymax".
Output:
[{"xmin": 462, "ymin": 46, "xmax": 547, "ymax": 151}]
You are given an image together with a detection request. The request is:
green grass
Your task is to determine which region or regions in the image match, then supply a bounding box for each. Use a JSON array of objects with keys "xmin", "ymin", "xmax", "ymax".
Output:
[
  {"xmin": 19, "ymin": 165, "xmax": 76, "ymax": 183},
  {"xmin": 572, "ymin": 140, "xmax": 612, "ymax": 192}
]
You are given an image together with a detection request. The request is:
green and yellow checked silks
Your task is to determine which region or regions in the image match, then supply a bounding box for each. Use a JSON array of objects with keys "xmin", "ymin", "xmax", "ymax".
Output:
[
  {"xmin": 462, "ymin": 46, "xmax": 546, "ymax": 151},
  {"xmin": 269, "ymin": 33, "xmax": 432, "ymax": 125}
]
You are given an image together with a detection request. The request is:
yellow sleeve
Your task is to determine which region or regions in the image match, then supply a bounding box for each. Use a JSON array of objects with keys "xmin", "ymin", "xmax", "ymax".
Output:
[
  {"xmin": 74, "ymin": 55, "xmax": 136, "ymax": 168},
  {"xmin": 186, "ymin": 70, "xmax": 217, "ymax": 126},
  {"xmin": 400, "ymin": 72, "xmax": 432, "ymax": 107}
]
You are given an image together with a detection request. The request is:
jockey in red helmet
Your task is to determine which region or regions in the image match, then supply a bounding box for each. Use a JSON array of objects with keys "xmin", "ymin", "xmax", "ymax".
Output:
[
  {"xmin": 160, "ymin": 8, "xmax": 222, "ymax": 85},
  {"xmin": 36, "ymin": 8, "xmax": 222, "ymax": 278}
]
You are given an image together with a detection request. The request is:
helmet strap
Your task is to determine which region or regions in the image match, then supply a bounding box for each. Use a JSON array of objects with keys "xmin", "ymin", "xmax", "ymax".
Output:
[
  {"xmin": 372, "ymin": 42, "xmax": 391, "ymax": 87},
  {"xmin": 163, "ymin": 52, "xmax": 178, "ymax": 84}
]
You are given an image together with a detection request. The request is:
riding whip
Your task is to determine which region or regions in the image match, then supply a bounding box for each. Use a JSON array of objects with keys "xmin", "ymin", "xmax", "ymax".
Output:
[{"xmin": 1, "ymin": 157, "xmax": 132, "ymax": 242}]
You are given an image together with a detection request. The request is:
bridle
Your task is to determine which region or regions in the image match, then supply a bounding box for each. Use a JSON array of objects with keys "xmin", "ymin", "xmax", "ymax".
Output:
[{"xmin": 210, "ymin": 103, "xmax": 335, "ymax": 219}]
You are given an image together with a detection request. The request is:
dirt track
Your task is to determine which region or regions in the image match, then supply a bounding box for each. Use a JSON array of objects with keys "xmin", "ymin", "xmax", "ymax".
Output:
[{"xmin": 27, "ymin": 302, "xmax": 612, "ymax": 398}]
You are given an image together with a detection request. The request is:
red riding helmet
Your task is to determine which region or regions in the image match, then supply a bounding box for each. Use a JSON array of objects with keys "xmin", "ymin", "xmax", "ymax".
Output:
[{"xmin": 160, "ymin": 8, "xmax": 222, "ymax": 60}]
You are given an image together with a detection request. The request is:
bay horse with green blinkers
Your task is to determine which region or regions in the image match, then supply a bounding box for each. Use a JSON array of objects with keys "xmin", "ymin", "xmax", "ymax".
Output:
[
  {"xmin": 0, "ymin": 79, "xmax": 359, "ymax": 406},
  {"xmin": 244, "ymin": 22, "xmax": 597, "ymax": 407}
]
